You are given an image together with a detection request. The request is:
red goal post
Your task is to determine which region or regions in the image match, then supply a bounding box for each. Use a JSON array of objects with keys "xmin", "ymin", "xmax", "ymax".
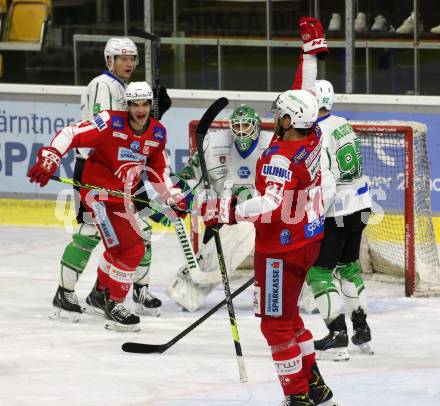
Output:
[{"xmin": 188, "ymin": 119, "xmax": 440, "ymax": 296}]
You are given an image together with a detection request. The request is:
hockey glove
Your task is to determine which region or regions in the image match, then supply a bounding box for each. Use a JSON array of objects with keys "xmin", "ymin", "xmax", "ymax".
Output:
[
  {"xmin": 28, "ymin": 146, "xmax": 62, "ymax": 187},
  {"xmin": 200, "ymin": 196, "xmax": 237, "ymax": 227},
  {"xmin": 299, "ymin": 16, "xmax": 328, "ymax": 60},
  {"xmin": 152, "ymin": 86, "xmax": 172, "ymax": 120}
]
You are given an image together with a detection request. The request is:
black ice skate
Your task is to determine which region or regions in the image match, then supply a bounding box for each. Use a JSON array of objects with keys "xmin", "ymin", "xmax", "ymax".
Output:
[
  {"xmin": 314, "ymin": 314, "xmax": 349, "ymax": 361},
  {"xmin": 280, "ymin": 393, "xmax": 312, "ymax": 406},
  {"xmin": 351, "ymin": 307, "xmax": 374, "ymax": 355},
  {"xmin": 83, "ymin": 280, "xmax": 106, "ymax": 317},
  {"xmin": 133, "ymin": 283, "xmax": 161, "ymax": 317},
  {"xmin": 309, "ymin": 363, "xmax": 338, "ymax": 405},
  {"xmin": 50, "ymin": 286, "xmax": 82, "ymax": 322},
  {"xmin": 104, "ymin": 294, "xmax": 140, "ymax": 332}
]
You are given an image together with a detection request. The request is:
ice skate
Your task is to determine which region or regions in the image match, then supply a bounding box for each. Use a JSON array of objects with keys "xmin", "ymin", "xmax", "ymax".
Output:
[
  {"xmin": 314, "ymin": 314, "xmax": 349, "ymax": 361},
  {"xmin": 280, "ymin": 393, "xmax": 312, "ymax": 406},
  {"xmin": 309, "ymin": 364, "xmax": 338, "ymax": 405},
  {"xmin": 104, "ymin": 295, "xmax": 140, "ymax": 332},
  {"xmin": 83, "ymin": 280, "xmax": 106, "ymax": 317},
  {"xmin": 328, "ymin": 13, "xmax": 341, "ymax": 31},
  {"xmin": 50, "ymin": 286, "xmax": 82, "ymax": 322},
  {"xmin": 351, "ymin": 307, "xmax": 374, "ymax": 355},
  {"xmin": 354, "ymin": 12, "xmax": 367, "ymax": 32},
  {"xmin": 133, "ymin": 283, "xmax": 161, "ymax": 317},
  {"xmin": 396, "ymin": 11, "xmax": 424, "ymax": 34},
  {"xmin": 430, "ymin": 24, "xmax": 440, "ymax": 34},
  {"xmin": 371, "ymin": 15, "xmax": 388, "ymax": 31}
]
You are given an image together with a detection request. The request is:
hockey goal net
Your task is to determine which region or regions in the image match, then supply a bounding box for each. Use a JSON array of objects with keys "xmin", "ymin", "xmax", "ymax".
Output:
[{"xmin": 188, "ymin": 119, "xmax": 440, "ymax": 296}]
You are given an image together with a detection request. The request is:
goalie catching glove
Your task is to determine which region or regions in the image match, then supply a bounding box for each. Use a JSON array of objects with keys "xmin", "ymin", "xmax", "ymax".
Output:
[
  {"xmin": 28, "ymin": 147, "xmax": 62, "ymax": 187},
  {"xmin": 200, "ymin": 196, "xmax": 237, "ymax": 227},
  {"xmin": 299, "ymin": 16, "xmax": 328, "ymax": 60}
]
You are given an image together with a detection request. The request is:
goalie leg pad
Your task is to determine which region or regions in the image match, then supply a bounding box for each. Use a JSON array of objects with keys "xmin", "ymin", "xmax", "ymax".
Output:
[
  {"xmin": 59, "ymin": 223, "xmax": 100, "ymax": 290},
  {"xmin": 306, "ymin": 266, "xmax": 342, "ymax": 321},
  {"xmin": 336, "ymin": 261, "xmax": 368, "ymax": 314},
  {"xmin": 166, "ymin": 267, "xmax": 215, "ymax": 312},
  {"xmin": 190, "ymin": 222, "xmax": 255, "ymax": 286}
]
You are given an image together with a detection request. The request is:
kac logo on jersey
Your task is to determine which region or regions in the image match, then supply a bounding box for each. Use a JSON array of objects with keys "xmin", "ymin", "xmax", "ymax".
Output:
[
  {"xmin": 94, "ymin": 114, "xmax": 107, "ymax": 131},
  {"xmin": 111, "ymin": 115, "xmax": 125, "ymax": 129},
  {"xmin": 130, "ymin": 141, "xmax": 140, "ymax": 152},
  {"xmin": 263, "ymin": 145, "xmax": 279, "ymax": 158},
  {"xmin": 262, "ymin": 164, "xmax": 292, "ymax": 182},
  {"xmin": 279, "ymin": 229, "xmax": 291, "ymax": 246},
  {"xmin": 292, "ymin": 146, "xmax": 309, "ymax": 164},
  {"xmin": 304, "ymin": 216, "xmax": 325, "ymax": 238},
  {"xmin": 237, "ymin": 166, "xmax": 251, "ymax": 179},
  {"xmin": 153, "ymin": 126, "xmax": 165, "ymax": 140}
]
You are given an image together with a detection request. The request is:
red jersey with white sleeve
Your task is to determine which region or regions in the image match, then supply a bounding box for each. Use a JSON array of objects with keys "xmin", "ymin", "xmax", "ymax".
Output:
[
  {"xmin": 49, "ymin": 110, "xmax": 172, "ymax": 202},
  {"xmin": 235, "ymin": 126, "xmax": 324, "ymax": 254}
]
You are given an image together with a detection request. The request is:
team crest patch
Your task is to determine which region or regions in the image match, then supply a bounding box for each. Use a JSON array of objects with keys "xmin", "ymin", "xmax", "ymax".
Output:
[
  {"xmin": 265, "ymin": 258, "xmax": 283, "ymax": 316},
  {"xmin": 111, "ymin": 115, "xmax": 125, "ymax": 129},
  {"xmin": 142, "ymin": 144, "xmax": 150, "ymax": 155},
  {"xmin": 237, "ymin": 166, "xmax": 250, "ymax": 179},
  {"xmin": 219, "ymin": 155, "xmax": 226, "ymax": 164},
  {"xmin": 263, "ymin": 145, "xmax": 279, "ymax": 158},
  {"xmin": 130, "ymin": 141, "xmax": 140, "ymax": 152},
  {"xmin": 153, "ymin": 126, "xmax": 165, "ymax": 140}
]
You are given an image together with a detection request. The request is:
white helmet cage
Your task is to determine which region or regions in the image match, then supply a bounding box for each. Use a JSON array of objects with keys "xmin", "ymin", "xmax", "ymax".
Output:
[
  {"xmin": 272, "ymin": 89, "xmax": 319, "ymax": 129},
  {"xmin": 125, "ymin": 81, "xmax": 154, "ymax": 103},
  {"xmin": 104, "ymin": 37, "xmax": 139, "ymax": 70},
  {"xmin": 315, "ymin": 80, "xmax": 334, "ymax": 111}
]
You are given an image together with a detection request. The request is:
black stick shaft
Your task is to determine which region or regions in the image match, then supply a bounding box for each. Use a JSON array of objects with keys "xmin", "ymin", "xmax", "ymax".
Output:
[
  {"xmin": 122, "ymin": 277, "xmax": 254, "ymax": 354},
  {"xmin": 195, "ymin": 97, "xmax": 248, "ymax": 383}
]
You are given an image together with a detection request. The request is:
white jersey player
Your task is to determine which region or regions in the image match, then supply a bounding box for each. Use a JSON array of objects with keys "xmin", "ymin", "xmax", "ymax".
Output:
[
  {"xmin": 166, "ymin": 105, "xmax": 273, "ymax": 312},
  {"xmin": 52, "ymin": 38, "xmax": 162, "ymax": 322},
  {"xmin": 295, "ymin": 51, "xmax": 373, "ymax": 359}
]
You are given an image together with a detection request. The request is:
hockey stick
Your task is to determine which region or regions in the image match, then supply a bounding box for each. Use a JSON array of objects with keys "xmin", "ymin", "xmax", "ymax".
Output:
[
  {"xmin": 195, "ymin": 97, "xmax": 248, "ymax": 383},
  {"xmin": 50, "ymin": 175, "xmax": 201, "ymax": 279},
  {"xmin": 129, "ymin": 28, "xmax": 160, "ymax": 119},
  {"xmin": 122, "ymin": 277, "xmax": 254, "ymax": 354}
]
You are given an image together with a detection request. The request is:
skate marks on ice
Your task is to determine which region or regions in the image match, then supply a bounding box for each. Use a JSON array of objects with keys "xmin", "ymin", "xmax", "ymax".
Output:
[{"xmin": 1, "ymin": 226, "xmax": 440, "ymax": 405}]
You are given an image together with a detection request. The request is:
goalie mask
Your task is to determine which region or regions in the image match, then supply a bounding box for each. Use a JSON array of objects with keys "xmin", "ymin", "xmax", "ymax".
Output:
[
  {"xmin": 230, "ymin": 105, "xmax": 261, "ymax": 153},
  {"xmin": 271, "ymin": 89, "xmax": 318, "ymax": 130},
  {"xmin": 104, "ymin": 37, "xmax": 139, "ymax": 70},
  {"xmin": 315, "ymin": 80, "xmax": 334, "ymax": 111}
]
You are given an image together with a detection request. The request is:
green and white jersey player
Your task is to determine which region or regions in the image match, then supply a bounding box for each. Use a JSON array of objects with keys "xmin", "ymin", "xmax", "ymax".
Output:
[
  {"xmin": 166, "ymin": 105, "xmax": 273, "ymax": 312},
  {"xmin": 305, "ymin": 78, "xmax": 373, "ymax": 360},
  {"xmin": 52, "ymin": 38, "xmax": 162, "ymax": 323}
]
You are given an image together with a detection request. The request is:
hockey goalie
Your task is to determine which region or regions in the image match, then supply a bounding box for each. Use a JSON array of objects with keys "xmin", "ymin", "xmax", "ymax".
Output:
[{"xmin": 166, "ymin": 105, "xmax": 273, "ymax": 311}]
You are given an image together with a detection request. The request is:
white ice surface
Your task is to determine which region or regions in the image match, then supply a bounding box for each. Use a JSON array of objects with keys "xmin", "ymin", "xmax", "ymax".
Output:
[{"xmin": 1, "ymin": 226, "xmax": 440, "ymax": 406}]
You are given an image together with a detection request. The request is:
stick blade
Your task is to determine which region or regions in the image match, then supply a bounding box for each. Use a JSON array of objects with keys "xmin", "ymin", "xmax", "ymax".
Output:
[
  {"xmin": 122, "ymin": 342, "xmax": 167, "ymax": 354},
  {"xmin": 128, "ymin": 28, "xmax": 159, "ymax": 41},
  {"xmin": 195, "ymin": 97, "xmax": 229, "ymax": 144}
]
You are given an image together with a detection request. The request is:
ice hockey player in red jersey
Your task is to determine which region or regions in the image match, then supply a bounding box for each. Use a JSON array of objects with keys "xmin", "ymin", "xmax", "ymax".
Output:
[
  {"xmin": 28, "ymin": 82, "xmax": 184, "ymax": 332},
  {"xmin": 199, "ymin": 17, "xmax": 337, "ymax": 406}
]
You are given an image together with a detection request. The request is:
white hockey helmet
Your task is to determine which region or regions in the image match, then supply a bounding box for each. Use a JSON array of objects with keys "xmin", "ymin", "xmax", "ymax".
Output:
[
  {"xmin": 315, "ymin": 80, "xmax": 334, "ymax": 110},
  {"xmin": 272, "ymin": 89, "xmax": 318, "ymax": 129},
  {"xmin": 125, "ymin": 81, "xmax": 154, "ymax": 103},
  {"xmin": 104, "ymin": 37, "xmax": 139, "ymax": 70}
]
